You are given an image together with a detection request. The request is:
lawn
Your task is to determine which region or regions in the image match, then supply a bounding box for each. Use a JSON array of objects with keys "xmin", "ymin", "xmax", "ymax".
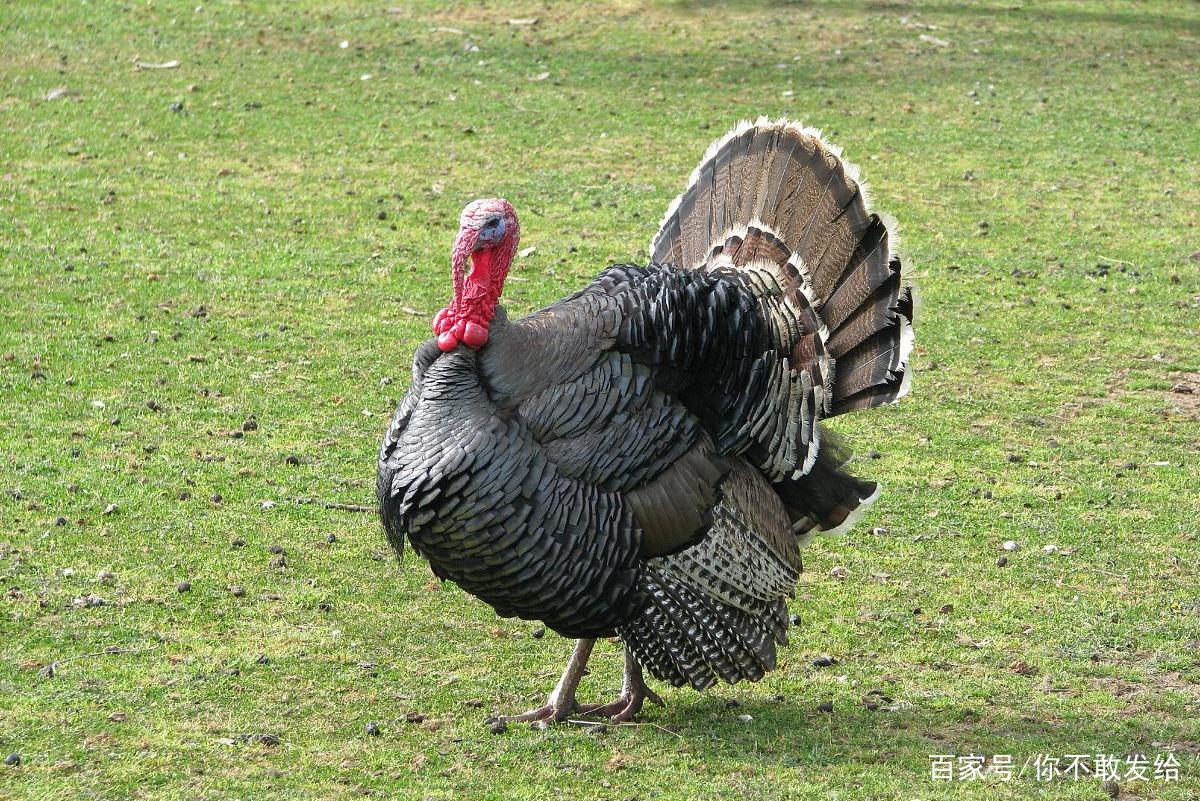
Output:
[{"xmin": 1, "ymin": 1, "xmax": 1198, "ymax": 799}]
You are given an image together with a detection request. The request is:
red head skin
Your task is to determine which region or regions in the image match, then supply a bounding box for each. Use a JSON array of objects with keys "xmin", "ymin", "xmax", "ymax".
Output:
[{"xmin": 432, "ymin": 198, "xmax": 520, "ymax": 352}]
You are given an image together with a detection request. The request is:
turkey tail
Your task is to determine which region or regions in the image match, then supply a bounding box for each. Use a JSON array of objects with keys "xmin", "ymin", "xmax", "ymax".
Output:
[{"xmin": 650, "ymin": 117, "xmax": 915, "ymax": 416}]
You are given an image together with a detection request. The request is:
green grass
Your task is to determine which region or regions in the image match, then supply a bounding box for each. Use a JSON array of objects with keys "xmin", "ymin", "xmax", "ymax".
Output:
[{"xmin": 2, "ymin": 1, "xmax": 1199, "ymax": 798}]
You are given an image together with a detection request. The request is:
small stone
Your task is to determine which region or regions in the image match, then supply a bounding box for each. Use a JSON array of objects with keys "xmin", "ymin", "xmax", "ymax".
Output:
[
  {"xmin": 772, "ymin": 693, "xmax": 786, "ymax": 702},
  {"xmin": 284, "ymin": 454, "xmax": 300, "ymax": 466},
  {"xmin": 531, "ymin": 626, "xmax": 545, "ymax": 640},
  {"xmin": 1122, "ymin": 461, "xmax": 1137, "ymax": 471},
  {"xmin": 146, "ymin": 399, "xmax": 162, "ymax": 412},
  {"xmin": 1171, "ymin": 382, "xmax": 1193, "ymax": 394},
  {"xmin": 169, "ymin": 101, "xmax": 184, "ymax": 112},
  {"xmin": 1041, "ymin": 544, "xmax": 1059, "ymax": 554},
  {"xmin": 102, "ymin": 503, "xmax": 118, "ymax": 515},
  {"xmin": 865, "ymin": 449, "xmax": 881, "ymax": 459},
  {"xmin": 725, "ymin": 698, "xmax": 741, "ymax": 708},
  {"xmin": 4, "ymin": 753, "xmax": 19, "ymax": 766},
  {"xmin": 176, "ymin": 581, "xmax": 192, "ymax": 593},
  {"xmin": 1001, "ymin": 540, "xmax": 1020, "ymax": 551},
  {"xmin": 1005, "ymin": 453, "xmax": 1022, "ymax": 463},
  {"xmin": 228, "ymin": 585, "xmax": 245, "ymax": 597},
  {"xmin": 812, "ymin": 655, "xmax": 838, "ymax": 668},
  {"xmin": 96, "ymin": 570, "xmax": 115, "ymax": 582},
  {"xmin": 245, "ymin": 733, "xmax": 280, "ymax": 746},
  {"xmin": 816, "ymin": 701, "xmax": 834, "ymax": 714},
  {"xmin": 1102, "ymin": 779, "xmax": 1120, "ymax": 798},
  {"xmin": 1009, "ymin": 659, "xmax": 1037, "ymax": 676},
  {"xmin": 487, "ymin": 719, "xmax": 507, "ymax": 735},
  {"xmin": 210, "ymin": 493, "xmax": 223, "ymax": 504},
  {"xmin": 996, "ymin": 556, "xmax": 1008, "ymax": 567},
  {"xmin": 256, "ymin": 654, "xmax": 269, "ymax": 664},
  {"xmin": 316, "ymin": 601, "xmax": 331, "ymax": 611},
  {"xmin": 376, "ymin": 210, "xmax": 388, "ymax": 220},
  {"xmin": 871, "ymin": 526, "xmax": 889, "ymax": 536},
  {"xmin": 588, "ymin": 723, "xmax": 608, "ymax": 735},
  {"xmin": 110, "ymin": 417, "xmax": 121, "ymax": 426},
  {"xmin": 269, "ymin": 556, "xmax": 286, "ymax": 568},
  {"xmin": 939, "ymin": 604, "xmax": 954, "ymax": 614},
  {"xmin": 268, "ymin": 544, "xmax": 285, "ymax": 555},
  {"xmin": 230, "ymin": 537, "xmax": 245, "ymax": 548},
  {"xmin": 829, "ymin": 566, "xmax": 849, "ymax": 579},
  {"xmin": 365, "ymin": 722, "xmax": 381, "ymax": 736},
  {"xmin": 737, "ymin": 714, "xmax": 753, "ymax": 723},
  {"xmin": 242, "ymin": 419, "xmax": 258, "ymax": 432},
  {"xmin": 108, "ymin": 711, "xmax": 127, "ymax": 722},
  {"xmin": 54, "ymin": 516, "xmax": 68, "ymax": 526},
  {"xmin": 404, "ymin": 712, "xmax": 425, "ymax": 724},
  {"xmin": 325, "ymin": 533, "xmax": 337, "ymax": 544},
  {"xmin": 178, "ymin": 491, "xmax": 191, "ymax": 501},
  {"xmin": 789, "ymin": 614, "xmax": 802, "ymax": 627}
]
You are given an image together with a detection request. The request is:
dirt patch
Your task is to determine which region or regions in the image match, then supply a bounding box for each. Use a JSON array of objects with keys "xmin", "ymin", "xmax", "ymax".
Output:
[
  {"xmin": 1059, "ymin": 368, "xmax": 1200, "ymax": 423},
  {"xmin": 1057, "ymin": 368, "xmax": 1130, "ymax": 421},
  {"xmin": 1164, "ymin": 371, "xmax": 1200, "ymax": 420},
  {"xmin": 1087, "ymin": 666, "xmax": 1199, "ymax": 720}
]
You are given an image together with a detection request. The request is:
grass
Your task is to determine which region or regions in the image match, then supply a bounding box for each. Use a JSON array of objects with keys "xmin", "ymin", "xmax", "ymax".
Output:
[{"xmin": 1, "ymin": 0, "xmax": 1198, "ymax": 798}]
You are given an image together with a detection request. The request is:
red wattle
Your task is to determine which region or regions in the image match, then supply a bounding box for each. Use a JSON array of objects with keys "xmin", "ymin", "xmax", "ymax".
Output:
[
  {"xmin": 437, "ymin": 331, "xmax": 459, "ymax": 352},
  {"xmin": 432, "ymin": 307, "xmax": 451, "ymax": 334},
  {"xmin": 462, "ymin": 321, "xmax": 489, "ymax": 348}
]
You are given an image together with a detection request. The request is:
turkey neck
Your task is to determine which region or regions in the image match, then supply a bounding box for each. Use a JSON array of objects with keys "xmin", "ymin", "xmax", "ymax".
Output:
[
  {"xmin": 471, "ymin": 307, "xmax": 552, "ymax": 408},
  {"xmin": 456, "ymin": 238, "xmax": 516, "ymax": 326}
]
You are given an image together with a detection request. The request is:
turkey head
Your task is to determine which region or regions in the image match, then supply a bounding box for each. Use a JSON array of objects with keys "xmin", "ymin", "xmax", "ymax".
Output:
[{"xmin": 432, "ymin": 197, "xmax": 520, "ymax": 352}]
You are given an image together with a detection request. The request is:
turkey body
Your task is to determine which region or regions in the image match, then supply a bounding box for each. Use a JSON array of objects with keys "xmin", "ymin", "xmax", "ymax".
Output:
[{"xmin": 378, "ymin": 118, "xmax": 915, "ymax": 692}]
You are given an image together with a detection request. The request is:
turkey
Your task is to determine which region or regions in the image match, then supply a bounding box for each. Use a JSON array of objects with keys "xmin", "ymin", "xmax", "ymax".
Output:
[{"xmin": 377, "ymin": 118, "xmax": 915, "ymax": 723}]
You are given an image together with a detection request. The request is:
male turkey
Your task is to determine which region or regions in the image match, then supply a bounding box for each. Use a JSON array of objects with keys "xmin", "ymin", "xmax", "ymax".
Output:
[{"xmin": 377, "ymin": 118, "xmax": 915, "ymax": 723}]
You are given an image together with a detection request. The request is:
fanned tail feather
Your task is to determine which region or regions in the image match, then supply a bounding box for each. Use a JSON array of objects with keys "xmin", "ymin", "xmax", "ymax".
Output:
[{"xmin": 650, "ymin": 117, "xmax": 915, "ymax": 420}]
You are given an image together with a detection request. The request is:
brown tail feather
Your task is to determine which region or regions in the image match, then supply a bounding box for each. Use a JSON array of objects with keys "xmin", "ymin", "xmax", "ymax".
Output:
[{"xmin": 650, "ymin": 117, "xmax": 915, "ymax": 421}]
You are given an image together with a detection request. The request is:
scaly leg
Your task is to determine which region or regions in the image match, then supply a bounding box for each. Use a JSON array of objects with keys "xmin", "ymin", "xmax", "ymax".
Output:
[
  {"xmin": 500, "ymin": 638, "xmax": 595, "ymax": 724},
  {"xmin": 578, "ymin": 647, "xmax": 664, "ymax": 722}
]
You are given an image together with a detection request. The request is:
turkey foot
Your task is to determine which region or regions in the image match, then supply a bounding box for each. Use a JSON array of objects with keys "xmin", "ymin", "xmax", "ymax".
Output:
[
  {"xmin": 500, "ymin": 638, "xmax": 595, "ymax": 726},
  {"xmin": 578, "ymin": 649, "xmax": 663, "ymax": 722}
]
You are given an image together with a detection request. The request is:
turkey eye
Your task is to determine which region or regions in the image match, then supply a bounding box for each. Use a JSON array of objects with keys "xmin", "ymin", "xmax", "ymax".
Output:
[{"xmin": 483, "ymin": 218, "xmax": 500, "ymax": 230}]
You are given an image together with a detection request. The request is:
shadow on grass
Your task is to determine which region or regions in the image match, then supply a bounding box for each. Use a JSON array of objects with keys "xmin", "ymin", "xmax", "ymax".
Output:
[
  {"xmin": 664, "ymin": 0, "xmax": 1200, "ymax": 35},
  {"xmin": 652, "ymin": 692, "xmax": 1182, "ymax": 771}
]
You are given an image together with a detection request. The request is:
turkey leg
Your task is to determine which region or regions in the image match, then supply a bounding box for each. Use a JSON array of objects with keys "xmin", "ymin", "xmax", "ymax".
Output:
[
  {"xmin": 500, "ymin": 638, "xmax": 595, "ymax": 724},
  {"xmin": 578, "ymin": 647, "xmax": 664, "ymax": 722}
]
